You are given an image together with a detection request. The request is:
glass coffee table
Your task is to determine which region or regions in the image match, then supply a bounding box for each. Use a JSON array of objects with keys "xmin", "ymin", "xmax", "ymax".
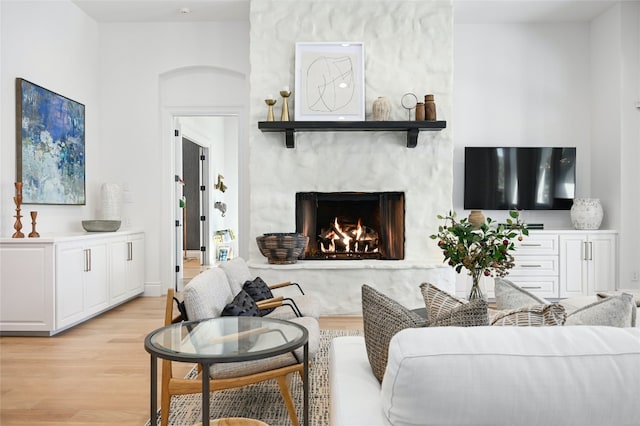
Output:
[{"xmin": 144, "ymin": 316, "xmax": 309, "ymax": 426}]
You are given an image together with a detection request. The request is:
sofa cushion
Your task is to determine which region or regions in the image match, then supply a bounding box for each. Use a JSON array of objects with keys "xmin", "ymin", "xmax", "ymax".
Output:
[
  {"xmin": 490, "ymin": 303, "xmax": 567, "ymax": 326},
  {"xmin": 221, "ymin": 290, "xmax": 260, "ymax": 317},
  {"xmin": 419, "ymin": 282, "xmax": 489, "ymax": 326},
  {"xmin": 183, "ymin": 268, "xmax": 234, "ymax": 321},
  {"xmin": 566, "ymin": 293, "xmax": 637, "ymax": 327},
  {"xmin": 494, "ymin": 278, "xmax": 548, "ymax": 310},
  {"xmin": 361, "ymin": 284, "xmax": 426, "ymax": 383},
  {"xmin": 379, "ymin": 326, "xmax": 640, "ymax": 425},
  {"xmin": 243, "ymin": 277, "xmax": 275, "ymax": 316}
]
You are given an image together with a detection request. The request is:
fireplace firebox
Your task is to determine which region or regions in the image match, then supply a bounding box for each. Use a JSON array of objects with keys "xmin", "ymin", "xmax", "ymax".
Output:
[{"xmin": 296, "ymin": 192, "xmax": 405, "ymax": 260}]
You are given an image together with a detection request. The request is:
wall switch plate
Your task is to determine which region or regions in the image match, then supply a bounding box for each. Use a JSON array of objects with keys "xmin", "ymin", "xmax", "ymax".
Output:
[{"xmin": 632, "ymin": 271, "xmax": 639, "ymax": 282}]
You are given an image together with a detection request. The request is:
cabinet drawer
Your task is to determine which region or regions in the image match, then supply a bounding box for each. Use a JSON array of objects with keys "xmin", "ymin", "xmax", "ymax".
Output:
[
  {"xmin": 514, "ymin": 234, "xmax": 558, "ymax": 255},
  {"xmin": 507, "ymin": 277, "xmax": 558, "ymax": 298},
  {"xmin": 510, "ymin": 256, "xmax": 558, "ymax": 276}
]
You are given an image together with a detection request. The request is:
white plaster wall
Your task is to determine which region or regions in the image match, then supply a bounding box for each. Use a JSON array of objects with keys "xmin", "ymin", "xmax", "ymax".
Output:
[
  {"xmin": 249, "ymin": 0, "xmax": 454, "ymax": 314},
  {"xmin": 0, "ymin": 0, "xmax": 100, "ymax": 235}
]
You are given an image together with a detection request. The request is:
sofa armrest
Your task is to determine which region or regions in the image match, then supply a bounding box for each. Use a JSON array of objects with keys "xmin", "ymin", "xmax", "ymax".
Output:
[{"xmin": 329, "ymin": 336, "xmax": 387, "ymax": 426}]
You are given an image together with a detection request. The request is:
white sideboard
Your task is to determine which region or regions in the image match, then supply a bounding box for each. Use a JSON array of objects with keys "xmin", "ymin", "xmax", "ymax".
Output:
[
  {"xmin": 0, "ymin": 231, "xmax": 145, "ymax": 336},
  {"xmin": 485, "ymin": 230, "xmax": 617, "ymax": 300}
]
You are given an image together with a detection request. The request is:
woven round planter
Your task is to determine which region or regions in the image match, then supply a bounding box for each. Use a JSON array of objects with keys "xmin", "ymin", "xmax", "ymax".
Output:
[{"xmin": 256, "ymin": 233, "xmax": 309, "ymax": 264}]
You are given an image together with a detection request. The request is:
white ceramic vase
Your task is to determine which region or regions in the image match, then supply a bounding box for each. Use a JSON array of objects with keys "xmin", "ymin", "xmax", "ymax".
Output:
[
  {"xmin": 570, "ymin": 198, "xmax": 603, "ymax": 230},
  {"xmin": 372, "ymin": 97, "xmax": 391, "ymax": 121}
]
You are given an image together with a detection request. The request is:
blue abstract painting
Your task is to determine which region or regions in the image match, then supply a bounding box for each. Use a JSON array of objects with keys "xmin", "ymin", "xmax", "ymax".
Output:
[{"xmin": 17, "ymin": 78, "xmax": 85, "ymax": 205}]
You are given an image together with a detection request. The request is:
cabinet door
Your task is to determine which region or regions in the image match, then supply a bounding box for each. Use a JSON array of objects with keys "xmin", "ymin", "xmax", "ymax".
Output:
[
  {"xmin": 84, "ymin": 240, "xmax": 109, "ymax": 315},
  {"xmin": 588, "ymin": 234, "xmax": 616, "ymax": 293},
  {"xmin": 56, "ymin": 243, "xmax": 86, "ymax": 328},
  {"xmin": 559, "ymin": 235, "xmax": 588, "ymax": 297},
  {"xmin": 126, "ymin": 233, "xmax": 145, "ymax": 296},
  {"xmin": 109, "ymin": 237, "xmax": 129, "ymax": 304}
]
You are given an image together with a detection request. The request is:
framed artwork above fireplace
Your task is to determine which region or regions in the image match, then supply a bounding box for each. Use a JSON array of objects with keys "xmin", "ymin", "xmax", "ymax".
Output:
[{"xmin": 294, "ymin": 42, "xmax": 365, "ymax": 121}]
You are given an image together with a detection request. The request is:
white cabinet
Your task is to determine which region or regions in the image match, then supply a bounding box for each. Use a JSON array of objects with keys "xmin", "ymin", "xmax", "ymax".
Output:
[
  {"xmin": 109, "ymin": 233, "xmax": 145, "ymax": 304},
  {"xmin": 559, "ymin": 233, "xmax": 617, "ymax": 297},
  {"xmin": 0, "ymin": 231, "xmax": 145, "ymax": 335},
  {"xmin": 490, "ymin": 230, "xmax": 617, "ymax": 300},
  {"xmin": 56, "ymin": 238, "xmax": 110, "ymax": 329}
]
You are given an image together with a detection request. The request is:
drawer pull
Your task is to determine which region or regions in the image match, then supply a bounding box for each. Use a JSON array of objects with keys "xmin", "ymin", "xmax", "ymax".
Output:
[
  {"xmin": 521, "ymin": 243, "xmax": 543, "ymax": 247},
  {"xmin": 520, "ymin": 264, "xmax": 542, "ymax": 268},
  {"xmin": 521, "ymin": 286, "xmax": 542, "ymax": 290}
]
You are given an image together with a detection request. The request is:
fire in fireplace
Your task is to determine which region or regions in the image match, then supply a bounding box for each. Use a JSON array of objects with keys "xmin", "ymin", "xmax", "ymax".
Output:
[{"xmin": 296, "ymin": 192, "xmax": 405, "ymax": 260}]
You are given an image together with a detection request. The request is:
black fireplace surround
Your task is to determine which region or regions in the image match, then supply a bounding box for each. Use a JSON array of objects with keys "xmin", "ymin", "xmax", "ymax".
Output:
[{"xmin": 295, "ymin": 192, "xmax": 405, "ymax": 260}]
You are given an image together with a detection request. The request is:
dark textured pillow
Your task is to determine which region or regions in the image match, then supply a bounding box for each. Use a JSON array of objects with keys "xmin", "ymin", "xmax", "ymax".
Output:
[
  {"xmin": 419, "ymin": 282, "xmax": 489, "ymax": 326},
  {"xmin": 221, "ymin": 290, "xmax": 260, "ymax": 317},
  {"xmin": 491, "ymin": 303, "xmax": 567, "ymax": 326},
  {"xmin": 362, "ymin": 284, "xmax": 426, "ymax": 383},
  {"xmin": 242, "ymin": 277, "xmax": 275, "ymax": 316}
]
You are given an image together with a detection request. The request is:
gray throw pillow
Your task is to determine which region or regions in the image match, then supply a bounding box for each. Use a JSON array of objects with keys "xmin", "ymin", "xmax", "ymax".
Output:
[
  {"xmin": 597, "ymin": 290, "xmax": 640, "ymax": 307},
  {"xmin": 566, "ymin": 293, "xmax": 636, "ymax": 327},
  {"xmin": 419, "ymin": 282, "xmax": 489, "ymax": 327},
  {"xmin": 361, "ymin": 284, "xmax": 426, "ymax": 383},
  {"xmin": 494, "ymin": 278, "xmax": 548, "ymax": 310},
  {"xmin": 491, "ymin": 303, "xmax": 567, "ymax": 326}
]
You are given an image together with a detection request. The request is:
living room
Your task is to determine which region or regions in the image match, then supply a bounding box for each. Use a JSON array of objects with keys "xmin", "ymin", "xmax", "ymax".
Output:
[{"xmin": 1, "ymin": 0, "xmax": 639, "ymax": 424}]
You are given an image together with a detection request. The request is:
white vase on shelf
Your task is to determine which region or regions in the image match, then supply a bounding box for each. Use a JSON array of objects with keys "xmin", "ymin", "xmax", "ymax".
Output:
[{"xmin": 570, "ymin": 198, "xmax": 603, "ymax": 230}]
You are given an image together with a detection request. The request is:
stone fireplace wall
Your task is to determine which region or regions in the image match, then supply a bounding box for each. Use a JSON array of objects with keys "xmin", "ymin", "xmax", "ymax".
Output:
[{"xmin": 248, "ymin": 0, "xmax": 454, "ymax": 314}]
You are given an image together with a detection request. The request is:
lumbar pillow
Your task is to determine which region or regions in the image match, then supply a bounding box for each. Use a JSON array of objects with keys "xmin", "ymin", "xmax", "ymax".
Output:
[
  {"xmin": 494, "ymin": 278, "xmax": 548, "ymax": 310},
  {"xmin": 221, "ymin": 290, "xmax": 260, "ymax": 317},
  {"xmin": 565, "ymin": 293, "xmax": 636, "ymax": 327},
  {"xmin": 597, "ymin": 290, "xmax": 640, "ymax": 307},
  {"xmin": 242, "ymin": 277, "xmax": 275, "ymax": 315},
  {"xmin": 419, "ymin": 282, "xmax": 489, "ymax": 327},
  {"xmin": 361, "ymin": 284, "xmax": 426, "ymax": 383},
  {"xmin": 491, "ymin": 304, "xmax": 567, "ymax": 326}
]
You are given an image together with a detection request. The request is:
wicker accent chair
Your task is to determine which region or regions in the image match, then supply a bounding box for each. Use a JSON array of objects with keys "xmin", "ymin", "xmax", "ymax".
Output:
[
  {"xmin": 160, "ymin": 267, "xmax": 320, "ymax": 426},
  {"xmin": 219, "ymin": 257, "xmax": 320, "ymax": 320}
]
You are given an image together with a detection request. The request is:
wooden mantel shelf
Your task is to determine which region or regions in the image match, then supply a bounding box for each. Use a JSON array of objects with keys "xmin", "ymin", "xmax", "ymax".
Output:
[{"xmin": 258, "ymin": 120, "xmax": 447, "ymax": 148}]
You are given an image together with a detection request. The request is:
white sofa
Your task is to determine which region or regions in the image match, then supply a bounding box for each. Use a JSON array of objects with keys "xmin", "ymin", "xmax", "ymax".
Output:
[{"xmin": 330, "ymin": 326, "xmax": 640, "ymax": 426}]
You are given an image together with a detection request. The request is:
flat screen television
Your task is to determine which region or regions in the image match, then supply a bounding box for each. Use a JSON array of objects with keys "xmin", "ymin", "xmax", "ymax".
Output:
[{"xmin": 464, "ymin": 147, "xmax": 576, "ymax": 210}]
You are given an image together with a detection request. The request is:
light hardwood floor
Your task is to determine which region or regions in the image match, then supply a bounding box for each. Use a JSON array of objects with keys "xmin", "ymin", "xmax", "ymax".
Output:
[{"xmin": 0, "ymin": 295, "xmax": 362, "ymax": 425}]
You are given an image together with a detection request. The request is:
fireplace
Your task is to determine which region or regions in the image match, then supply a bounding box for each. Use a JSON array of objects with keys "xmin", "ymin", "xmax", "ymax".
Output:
[{"xmin": 296, "ymin": 192, "xmax": 405, "ymax": 260}]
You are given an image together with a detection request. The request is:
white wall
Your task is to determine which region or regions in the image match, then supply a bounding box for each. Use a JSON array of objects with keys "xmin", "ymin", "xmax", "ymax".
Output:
[
  {"xmin": 1, "ymin": 0, "xmax": 100, "ymax": 234},
  {"xmin": 453, "ymin": 23, "xmax": 591, "ymax": 228}
]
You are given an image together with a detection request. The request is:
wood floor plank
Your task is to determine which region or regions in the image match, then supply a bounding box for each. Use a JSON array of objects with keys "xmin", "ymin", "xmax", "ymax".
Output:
[{"xmin": 0, "ymin": 295, "xmax": 363, "ymax": 425}]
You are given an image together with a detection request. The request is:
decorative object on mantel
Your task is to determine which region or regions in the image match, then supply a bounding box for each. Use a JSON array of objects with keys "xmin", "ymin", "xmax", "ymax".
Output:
[
  {"xmin": 467, "ymin": 210, "xmax": 486, "ymax": 229},
  {"xmin": 431, "ymin": 210, "xmax": 528, "ymax": 301},
  {"xmin": 256, "ymin": 233, "xmax": 308, "ymax": 264},
  {"xmin": 12, "ymin": 182, "xmax": 24, "ymax": 238},
  {"xmin": 401, "ymin": 92, "xmax": 418, "ymax": 120},
  {"xmin": 372, "ymin": 96, "xmax": 391, "ymax": 120},
  {"xmin": 279, "ymin": 87, "xmax": 290, "ymax": 121},
  {"xmin": 28, "ymin": 211, "xmax": 39, "ymax": 238},
  {"xmin": 81, "ymin": 220, "xmax": 121, "ymax": 232},
  {"xmin": 264, "ymin": 96, "xmax": 277, "ymax": 121},
  {"xmin": 570, "ymin": 198, "xmax": 603, "ymax": 230},
  {"xmin": 424, "ymin": 94, "xmax": 436, "ymax": 120},
  {"xmin": 415, "ymin": 102, "xmax": 425, "ymax": 121}
]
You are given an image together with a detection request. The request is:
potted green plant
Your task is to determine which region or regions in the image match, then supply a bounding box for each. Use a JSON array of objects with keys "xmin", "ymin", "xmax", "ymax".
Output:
[{"xmin": 430, "ymin": 211, "xmax": 528, "ymax": 301}]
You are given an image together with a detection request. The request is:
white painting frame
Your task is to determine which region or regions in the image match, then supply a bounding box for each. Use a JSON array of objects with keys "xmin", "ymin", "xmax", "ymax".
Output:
[{"xmin": 294, "ymin": 42, "xmax": 365, "ymax": 121}]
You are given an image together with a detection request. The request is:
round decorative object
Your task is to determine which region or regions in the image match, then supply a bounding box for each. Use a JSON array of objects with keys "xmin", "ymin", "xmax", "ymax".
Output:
[
  {"xmin": 468, "ymin": 210, "xmax": 486, "ymax": 229},
  {"xmin": 570, "ymin": 198, "xmax": 603, "ymax": 230},
  {"xmin": 372, "ymin": 96, "xmax": 391, "ymax": 121},
  {"xmin": 256, "ymin": 233, "xmax": 309, "ymax": 264}
]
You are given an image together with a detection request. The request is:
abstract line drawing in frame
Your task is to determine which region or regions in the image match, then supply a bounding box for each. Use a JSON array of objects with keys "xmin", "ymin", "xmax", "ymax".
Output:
[
  {"xmin": 16, "ymin": 78, "xmax": 86, "ymax": 205},
  {"xmin": 294, "ymin": 42, "xmax": 365, "ymax": 121}
]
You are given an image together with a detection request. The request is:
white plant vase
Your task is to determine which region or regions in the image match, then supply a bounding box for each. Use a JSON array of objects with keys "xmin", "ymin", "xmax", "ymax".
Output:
[{"xmin": 570, "ymin": 198, "xmax": 603, "ymax": 230}]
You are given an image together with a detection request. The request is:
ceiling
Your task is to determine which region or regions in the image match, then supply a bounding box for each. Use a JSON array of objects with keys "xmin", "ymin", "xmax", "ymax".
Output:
[{"xmin": 70, "ymin": 0, "xmax": 619, "ymax": 23}]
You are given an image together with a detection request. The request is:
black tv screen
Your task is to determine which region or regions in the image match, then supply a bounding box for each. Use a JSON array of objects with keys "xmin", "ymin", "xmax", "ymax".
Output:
[{"xmin": 464, "ymin": 147, "xmax": 576, "ymax": 210}]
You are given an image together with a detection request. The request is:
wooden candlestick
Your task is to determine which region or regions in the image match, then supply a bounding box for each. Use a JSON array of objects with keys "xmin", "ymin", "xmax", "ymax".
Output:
[
  {"xmin": 12, "ymin": 196, "xmax": 24, "ymax": 238},
  {"xmin": 28, "ymin": 211, "xmax": 39, "ymax": 238}
]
